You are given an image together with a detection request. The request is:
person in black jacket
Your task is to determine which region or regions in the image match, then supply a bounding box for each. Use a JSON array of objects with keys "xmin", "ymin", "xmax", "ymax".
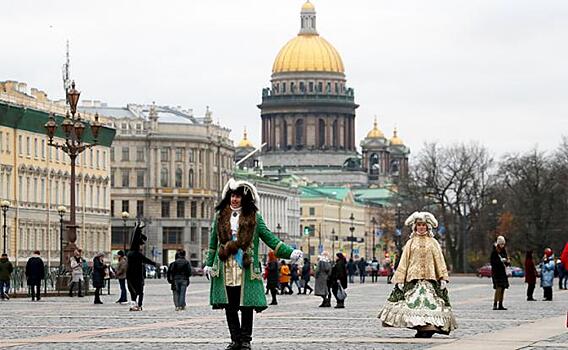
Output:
[
  {"xmin": 490, "ymin": 235, "xmax": 510, "ymax": 310},
  {"xmin": 266, "ymin": 251, "xmax": 280, "ymax": 305},
  {"xmin": 330, "ymin": 252, "xmax": 348, "ymax": 308},
  {"xmin": 25, "ymin": 250, "xmax": 45, "ymax": 301},
  {"xmin": 92, "ymin": 252, "xmax": 106, "ymax": 304},
  {"xmin": 168, "ymin": 250, "xmax": 192, "ymax": 311},
  {"xmin": 301, "ymin": 257, "xmax": 313, "ymax": 294},
  {"xmin": 127, "ymin": 223, "xmax": 156, "ymax": 311}
]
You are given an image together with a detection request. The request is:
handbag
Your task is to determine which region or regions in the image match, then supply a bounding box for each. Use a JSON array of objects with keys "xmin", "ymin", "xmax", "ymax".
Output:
[{"xmin": 336, "ymin": 281, "xmax": 347, "ymax": 301}]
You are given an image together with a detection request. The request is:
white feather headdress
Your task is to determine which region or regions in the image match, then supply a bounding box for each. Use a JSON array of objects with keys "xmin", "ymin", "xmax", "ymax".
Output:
[
  {"xmin": 405, "ymin": 211, "xmax": 438, "ymax": 237},
  {"xmin": 221, "ymin": 178, "xmax": 260, "ymax": 204}
]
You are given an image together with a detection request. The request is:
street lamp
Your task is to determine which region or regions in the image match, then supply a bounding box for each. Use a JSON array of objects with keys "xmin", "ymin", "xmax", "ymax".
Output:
[
  {"xmin": 349, "ymin": 213, "xmax": 355, "ymax": 259},
  {"xmin": 1, "ymin": 200, "xmax": 10, "ymax": 255},
  {"xmin": 121, "ymin": 211, "xmax": 130, "ymax": 252},
  {"xmin": 371, "ymin": 216, "xmax": 377, "ymax": 259},
  {"xmin": 57, "ymin": 205, "xmax": 67, "ymax": 270},
  {"xmin": 276, "ymin": 223, "xmax": 281, "ymax": 239},
  {"xmin": 44, "ymin": 81, "xmax": 102, "ymax": 264}
]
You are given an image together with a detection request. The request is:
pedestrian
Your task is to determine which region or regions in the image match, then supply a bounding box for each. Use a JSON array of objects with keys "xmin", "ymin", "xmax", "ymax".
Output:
[
  {"xmin": 69, "ymin": 249, "xmax": 84, "ymax": 297},
  {"xmin": 301, "ymin": 257, "xmax": 313, "ymax": 295},
  {"xmin": 115, "ymin": 250, "xmax": 128, "ymax": 304},
  {"xmin": 315, "ymin": 251, "xmax": 332, "ymax": 307},
  {"xmin": 169, "ymin": 250, "xmax": 192, "ymax": 311},
  {"xmin": 347, "ymin": 258, "xmax": 356, "ymax": 284},
  {"xmin": 560, "ymin": 242, "xmax": 568, "ymax": 289},
  {"xmin": 357, "ymin": 257, "xmax": 367, "ymax": 284},
  {"xmin": 291, "ymin": 262, "xmax": 302, "ymax": 294},
  {"xmin": 491, "ymin": 235, "xmax": 510, "ymax": 310},
  {"xmin": 524, "ymin": 250, "xmax": 537, "ymax": 301},
  {"xmin": 330, "ymin": 252, "xmax": 348, "ymax": 308},
  {"xmin": 25, "ymin": 250, "xmax": 45, "ymax": 301},
  {"xmin": 540, "ymin": 248, "xmax": 555, "ymax": 301},
  {"xmin": 126, "ymin": 222, "xmax": 157, "ymax": 311},
  {"xmin": 384, "ymin": 257, "xmax": 393, "ymax": 284},
  {"xmin": 266, "ymin": 251, "xmax": 279, "ymax": 305},
  {"xmin": 202, "ymin": 178, "xmax": 303, "ymax": 350},
  {"xmin": 0, "ymin": 253, "xmax": 13, "ymax": 300},
  {"xmin": 371, "ymin": 257, "xmax": 379, "ymax": 283},
  {"xmin": 92, "ymin": 252, "xmax": 106, "ymax": 304},
  {"xmin": 378, "ymin": 212, "xmax": 457, "ymax": 338},
  {"xmin": 279, "ymin": 260, "xmax": 293, "ymax": 295}
]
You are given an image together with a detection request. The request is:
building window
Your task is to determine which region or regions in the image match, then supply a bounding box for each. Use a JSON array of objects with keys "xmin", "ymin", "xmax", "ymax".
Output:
[
  {"xmin": 188, "ymin": 149, "xmax": 194, "ymax": 162},
  {"xmin": 200, "ymin": 202, "xmax": 205, "ymax": 219},
  {"xmin": 177, "ymin": 201, "xmax": 185, "ymax": 218},
  {"xmin": 96, "ymin": 150, "xmax": 100, "ymax": 168},
  {"xmin": 318, "ymin": 82, "xmax": 323, "ymax": 93},
  {"xmin": 26, "ymin": 136, "xmax": 30, "ymax": 156},
  {"xmin": 110, "ymin": 200, "xmax": 114, "ymax": 216},
  {"xmin": 161, "ymin": 148, "xmax": 169, "ymax": 162},
  {"xmin": 121, "ymin": 147, "xmax": 129, "ymax": 161},
  {"xmin": 90, "ymin": 149, "xmax": 94, "ymax": 167},
  {"xmin": 188, "ymin": 169, "xmax": 194, "ymax": 188},
  {"xmin": 161, "ymin": 167, "xmax": 169, "ymax": 187},
  {"xmin": 18, "ymin": 135, "xmax": 22, "ymax": 155},
  {"xmin": 122, "ymin": 200, "xmax": 129, "ymax": 213},
  {"xmin": 190, "ymin": 226, "xmax": 197, "ymax": 242},
  {"xmin": 309, "ymin": 207, "xmax": 315, "ymax": 216},
  {"xmin": 295, "ymin": 119, "xmax": 304, "ymax": 146},
  {"xmin": 136, "ymin": 147, "xmax": 144, "ymax": 161},
  {"xmin": 34, "ymin": 138, "xmax": 38, "ymax": 158},
  {"xmin": 175, "ymin": 148, "xmax": 183, "ymax": 162},
  {"xmin": 102, "ymin": 151, "xmax": 106, "ymax": 168},
  {"xmin": 300, "ymin": 207, "xmax": 303, "ymax": 215},
  {"xmin": 41, "ymin": 139, "xmax": 45, "ymax": 159},
  {"xmin": 175, "ymin": 168, "xmax": 183, "ymax": 188},
  {"xmin": 121, "ymin": 170, "xmax": 129, "ymax": 187},
  {"xmin": 162, "ymin": 227, "xmax": 182, "ymax": 244},
  {"xmin": 111, "ymin": 170, "xmax": 115, "ymax": 187},
  {"xmin": 137, "ymin": 200, "xmax": 144, "ymax": 218},
  {"xmin": 161, "ymin": 201, "xmax": 170, "ymax": 218},
  {"xmin": 309, "ymin": 81, "xmax": 314, "ymax": 92},
  {"xmin": 110, "ymin": 147, "xmax": 115, "ymax": 161},
  {"xmin": 135, "ymin": 123, "xmax": 142, "ymax": 134},
  {"xmin": 136, "ymin": 170, "xmax": 145, "ymax": 187},
  {"xmin": 190, "ymin": 201, "xmax": 197, "ymax": 218}
]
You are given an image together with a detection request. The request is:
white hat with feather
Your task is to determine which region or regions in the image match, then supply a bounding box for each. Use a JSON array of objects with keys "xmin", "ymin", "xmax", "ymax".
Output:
[{"xmin": 221, "ymin": 178, "xmax": 260, "ymax": 204}]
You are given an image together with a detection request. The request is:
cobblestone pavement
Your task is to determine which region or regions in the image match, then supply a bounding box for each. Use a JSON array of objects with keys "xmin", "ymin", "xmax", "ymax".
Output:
[{"xmin": 0, "ymin": 276, "xmax": 566, "ymax": 349}]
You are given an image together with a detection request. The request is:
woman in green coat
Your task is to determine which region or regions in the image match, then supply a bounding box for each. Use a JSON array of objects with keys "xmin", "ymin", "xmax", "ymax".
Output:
[{"xmin": 204, "ymin": 179, "xmax": 303, "ymax": 350}]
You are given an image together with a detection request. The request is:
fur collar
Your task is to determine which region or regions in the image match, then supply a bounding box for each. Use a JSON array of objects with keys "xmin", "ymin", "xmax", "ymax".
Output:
[{"xmin": 217, "ymin": 206, "xmax": 256, "ymax": 268}]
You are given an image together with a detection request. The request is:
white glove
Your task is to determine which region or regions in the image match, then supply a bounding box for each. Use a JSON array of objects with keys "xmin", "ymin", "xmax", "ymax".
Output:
[
  {"xmin": 203, "ymin": 266, "xmax": 212, "ymax": 277},
  {"xmin": 290, "ymin": 250, "xmax": 303, "ymax": 262},
  {"xmin": 396, "ymin": 283, "xmax": 404, "ymax": 291},
  {"xmin": 440, "ymin": 280, "xmax": 447, "ymax": 290}
]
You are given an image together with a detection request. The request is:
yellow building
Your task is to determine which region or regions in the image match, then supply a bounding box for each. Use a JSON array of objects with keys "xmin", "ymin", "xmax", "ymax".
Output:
[{"xmin": 0, "ymin": 81, "xmax": 115, "ymax": 266}]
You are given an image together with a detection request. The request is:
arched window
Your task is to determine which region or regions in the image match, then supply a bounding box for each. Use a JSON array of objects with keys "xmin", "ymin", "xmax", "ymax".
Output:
[
  {"xmin": 188, "ymin": 169, "xmax": 194, "ymax": 188},
  {"xmin": 332, "ymin": 119, "xmax": 338, "ymax": 147},
  {"xmin": 161, "ymin": 167, "xmax": 169, "ymax": 187},
  {"xmin": 175, "ymin": 168, "xmax": 182, "ymax": 188},
  {"xmin": 370, "ymin": 153, "xmax": 380, "ymax": 174},
  {"xmin": 318, "ymin": 119, "xmax": 326, "ymax": 147},
  {"xmin": 295, "ymin": 119, "xmax": 304, "ymax": 146}
]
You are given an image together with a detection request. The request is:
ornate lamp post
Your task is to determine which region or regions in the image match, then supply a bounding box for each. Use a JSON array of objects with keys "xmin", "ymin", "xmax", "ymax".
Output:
[
  {"xmin": 349, "ymin": 213, "xmax": 355, "ymax": 259},
  {"xmin": 44, "ymin": 81, "xmax": 102, "ymax": 264},
  {"xmin": 371, "ymin": 216, "xmax": 377, "ymax": 259},
  {"xmin": 57, "ymin": 206, "xmax": 67, "ymax": 270},
  {"xmin": 1, "ymin": 200, "xmax": 10, "ymax": 255},
  {"xmin": 121, "ymin": 211, "xmax": 130, "ymax": 252}
]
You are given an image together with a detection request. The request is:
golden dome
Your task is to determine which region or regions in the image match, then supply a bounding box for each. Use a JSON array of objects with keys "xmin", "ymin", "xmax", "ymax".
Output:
[
  {"xmin": 390, "ymin": 128, "xmax": 404, "ymax": 145},
  {"xmin": 272, "ymin": 35, "xmax": 344, "ymax": 74},
  {"xmin": 366, "ymin": 117, "xmax": 384, "ymax": 139},
  {"xmin": 302, "ymin": 1, "xmax": 315, "ymax": 11},
  {"xmin": 238, "ymin": 128, "xmax": 254, "ymax": 148}
]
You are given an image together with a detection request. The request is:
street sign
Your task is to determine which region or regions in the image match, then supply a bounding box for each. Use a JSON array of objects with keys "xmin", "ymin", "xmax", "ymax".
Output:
[{"xmin": 353, "ymin": 248, "xmax": 360, "ymax": 255}]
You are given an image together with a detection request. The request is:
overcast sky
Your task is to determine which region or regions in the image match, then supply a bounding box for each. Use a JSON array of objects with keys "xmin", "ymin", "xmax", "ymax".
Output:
[{"xmin": 2, "ymin": 0, "xmax": 567, "ymax": 158}]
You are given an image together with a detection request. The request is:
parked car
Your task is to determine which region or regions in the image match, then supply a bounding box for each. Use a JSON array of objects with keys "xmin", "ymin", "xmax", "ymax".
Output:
[
  {"xmin": 477, "ymin": 264, "xmax": 492, "ymax": 277},
  {"xmin": 509, "ymin": 266, "xmax": 525, "ymax": 278},
  {"xmin": 145, "ymin": 265, "xmax": 157, "ymax": 279},
  {"xmin": 477, "ymin": 264, "xmax": 525, "ymax": 278},
  {"xmin": 193, "ymin": 267, "xmax": 204, "ymax": 276}
]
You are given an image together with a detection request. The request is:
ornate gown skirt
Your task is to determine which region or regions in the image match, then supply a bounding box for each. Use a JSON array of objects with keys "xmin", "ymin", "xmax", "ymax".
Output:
[{"xmin": 378, "ymin": 280, "xmax": 457, "ymax": 334}]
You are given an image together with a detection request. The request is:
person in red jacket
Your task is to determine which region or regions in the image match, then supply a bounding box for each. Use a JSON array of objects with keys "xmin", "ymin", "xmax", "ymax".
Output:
[
  {"xmin": 524, "ymin": 250, "xmax": 537, "ymax": 301},
  {"xmin": 560, "ymin": 242, "xmax": 568, "ymax": 290}
]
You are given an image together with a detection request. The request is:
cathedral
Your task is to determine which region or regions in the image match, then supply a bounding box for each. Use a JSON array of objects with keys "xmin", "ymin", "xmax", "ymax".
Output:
[{"xmin": 236, "ymin": 1, "xmax": 410, "ymax": 186}]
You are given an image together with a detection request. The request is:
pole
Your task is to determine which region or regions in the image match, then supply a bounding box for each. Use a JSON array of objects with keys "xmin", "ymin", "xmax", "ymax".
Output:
[
  {"xmin": 59, "ymin": 214, "xmax": 64, "ymax": 269},
  {"xmin": 371, "ymin": 217, "xmax": 376, "ymax": 259},
  {"xmin": 318, "ymin": 223, "xmax": 321, "ymax": 254},
  {"xmin": 123, "ymin": 220, "xmax": 127, "ymax": 252},
  {"xmin": 2, "ymin": 208, "xmax": 7, "ymax": 255}
]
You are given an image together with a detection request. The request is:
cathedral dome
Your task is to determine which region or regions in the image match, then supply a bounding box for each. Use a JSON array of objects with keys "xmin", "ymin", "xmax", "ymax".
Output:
[
  {"xmin": 272, "ymin": 2, "xmax": 344, "ymax": 74},
  {"xmin": 366, "ymin": 118, "xmax": 384, "ymax": 139},
  {"xmin": 238, "ymin": 128, "xmax": 254, "ymax": 148},
  {"xmin": 390, "ymin": 128, "xmax": 404, "ymax": 146}
]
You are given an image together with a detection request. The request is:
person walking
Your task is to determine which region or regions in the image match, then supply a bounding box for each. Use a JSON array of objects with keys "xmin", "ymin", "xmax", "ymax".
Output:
[
  {"xmin": 301, "ymin": 257, "xmax": 313, "ymax": 295},
  {"xmin": 170, "ymin": 250, "xmax": 192, "ymax": 311},
  {"xmin": 115, "ymin": 250, "xmax": 128, "ymax": 303},
  {"xmin": 315, "ymin": 251, "xmax": 332, "ymax": 307},
  {"xmin": 490, "ymin": 236, "xmax": 510, "ymax": 310},
  {"xmin": 371, "ymin": 257, "xmax": 379, "ymax": 283},
  {"xmin": 330, "ymin": 252, "xmax": 348, "ymax": 308},
  {"xmin": 279, "ymin": 260, "xmax": 293, "ymax": 295},
  {"xmin": 266, "ymin": 251, "xmax": 280, "ymax": 305},
  {"xmin": 378, "ymin": 212, "xmax": 457, "ymax": 338},
  {"xmin": 25, "ymin": 250, "xmax": 44, "ymax": 301},
  {"xmin": 540, "ymin": 248, "xmax": 555, "ymax": 301},
  {"xmin": 384, "ymin": 257, "xmax": 393, "ymax": 284},
  {"xmin": 69, "ymin": 250, "xmax": 84, "ymax": 297},
  {"xmin": 126, "ymin": 222, "xmax": 157, "ymax": 311},
  {"xmin": 347, "ymin": 258, "xmax": 356, "ymax": 284},
  {"xmin": 92, "ymin": 252, "xmax": 106, "ymax": 304},
  {"xmin": 202, "ymin": 178, "xmax": 302, "ymax": 350},
  {"xmin": 524, "ymin": 250, "xmax": 537, "ymax": 301},
  {"xmin": 0, "ymin": 253, "xmax": 13, "ymax": 300},
  {"xmin": 291, "ymin": 262, "xmax": 302, "ymax": 294},
  {"xmin": 560, "ymin": 242, "xmax": 568, "ymax": 290},
  {"xmin": 357, "ymin": 257, "xmax": 367, "ymax": 284}
]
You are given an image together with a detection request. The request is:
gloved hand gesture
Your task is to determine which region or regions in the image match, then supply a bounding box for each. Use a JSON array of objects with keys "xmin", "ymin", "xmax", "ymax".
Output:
[
  {"xmin": 290, "ymin": 250, "xmax": 303, "ymax": 262},
  {"xmin": 203, "ymin": 266, "xmax": 212, "ymax": 278},
  {"xmin": 440, "ymin": 280, "xmax": 447, "ymax": 290}
]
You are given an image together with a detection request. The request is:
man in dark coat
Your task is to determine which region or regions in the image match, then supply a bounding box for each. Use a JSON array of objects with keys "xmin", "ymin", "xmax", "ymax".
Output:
[
  {"xmin": 357, "ymin": 257, "xmax": 367, "ymax": 283},
  {"xmin": 92, "ymin": 252, "xmax": 106, "ymax": 304},
  {"xmin": 25, "ymin": 250, "xmax": 45, "ymax": 301},
  {"xmin": 0, "ymin": 253, "xmax": 13, "ymax": 300},
  {"xmin": 330, "ymin": 252, "xmax": 348, "ymax": 308},
  {"xmin": 524, "ymin": 250, "xmax": 537, "ymax": 301},
  {"xmin": 266, "ymin": 251, "xmax": 280, "ymax": 305},
  {"xmin": 169, "ymin": 250, "xmax": 192, "ymax": 311},
  {"xmin": 126, "ymin": 222, "xmax": 156, "ymax": 311},
  {"xmin": 301, "ymin": 257, "xmax": 313, "ymax": 294},
  {"xmin": 490, "ymin": 236, "xmax": 510, "ymax": 310}
]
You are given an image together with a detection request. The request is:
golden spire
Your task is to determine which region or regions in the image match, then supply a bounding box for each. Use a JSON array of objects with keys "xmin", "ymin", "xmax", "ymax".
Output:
[
  {"xmin": 366, "ymin": 116, "xmax": 384, "ymax": 138},
  {"xmin": 390, "ymin": 126, "xmax": 404, "ymax": 145},
  {"xmin": 238, "ymin": 127, "xmax": 254, "ymax": 148}
]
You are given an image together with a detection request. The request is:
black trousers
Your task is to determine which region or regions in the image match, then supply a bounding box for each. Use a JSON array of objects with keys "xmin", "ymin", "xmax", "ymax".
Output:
[
  {"xmin": 69, "ymin": 281, "xmax": 83, "ymax": 296},
  {"xmin": 526, "ymin": 283, "xmax": 535, "ymax": 300},
  {"xmin": 225, "ymin": 286, "xmax": 254, "ymax": 343},
  {"xmin": 128, "ymin": 280, "xmax": 144, "ymax": 307},
  {"xmin": 543, "ymin": 286, "xmax": 553, "ymax": 300},
  {"xmin": 29, "ymin": 283, "xmax": 41, "ymax": 300}
]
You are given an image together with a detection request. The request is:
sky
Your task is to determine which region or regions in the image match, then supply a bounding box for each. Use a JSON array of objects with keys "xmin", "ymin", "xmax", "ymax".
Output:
[{"xmin": 2, "ymin": 0, "xmax": 567, "ymax": 159}]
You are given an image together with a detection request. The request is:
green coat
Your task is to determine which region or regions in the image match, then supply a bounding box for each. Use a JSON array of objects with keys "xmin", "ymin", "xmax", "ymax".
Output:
[{"xmin": 205, "ymin": 212, "xmax": 293, "ymax": 311}]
